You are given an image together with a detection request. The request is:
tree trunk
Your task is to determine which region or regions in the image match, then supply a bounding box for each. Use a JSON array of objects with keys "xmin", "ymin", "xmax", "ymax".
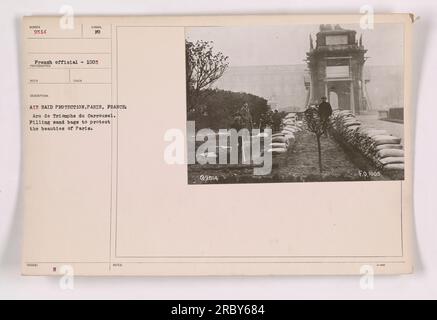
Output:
[{"xmin": 316, "ymin": 134, "xmax": 323, "ymax": 175}]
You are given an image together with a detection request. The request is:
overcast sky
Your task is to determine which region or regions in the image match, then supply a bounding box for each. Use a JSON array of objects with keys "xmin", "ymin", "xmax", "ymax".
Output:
[{"xmin": 186, "ymin": 23, "xmax": 404, "ymax": 67}]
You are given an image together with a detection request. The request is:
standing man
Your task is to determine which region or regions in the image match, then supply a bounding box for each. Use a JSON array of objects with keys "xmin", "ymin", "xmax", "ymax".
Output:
[
  {"xmin": 318, "ymin": 96, "xmax": 332, "ymax": 136},
  {"xmin": 231, "ymin": 112, "xmax": 244, "ymax": 163},
  {"xmin": 272, "ymin": 109, "xmax": 282, "ymax": 133}
]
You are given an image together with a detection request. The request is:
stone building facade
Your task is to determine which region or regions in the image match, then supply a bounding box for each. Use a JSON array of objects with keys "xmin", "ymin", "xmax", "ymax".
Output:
[{"xmin": 306, "ymin": 24, "xmax": 369, "ymax": 113}]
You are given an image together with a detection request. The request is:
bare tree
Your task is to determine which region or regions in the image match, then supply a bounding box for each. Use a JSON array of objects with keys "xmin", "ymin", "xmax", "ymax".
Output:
[
  {"xmin": 304, "ymin": 106, "xmax": 327, "ymax": 175},
  {"xmin": 186, "ymin": 40, "xmax": 229, "ymax": 113}
]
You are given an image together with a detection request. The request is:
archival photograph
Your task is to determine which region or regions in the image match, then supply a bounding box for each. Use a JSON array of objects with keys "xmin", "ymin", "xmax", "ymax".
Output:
[{"xmin": 185, "ymin": 23, "xmax": 406, "ymax": 184}]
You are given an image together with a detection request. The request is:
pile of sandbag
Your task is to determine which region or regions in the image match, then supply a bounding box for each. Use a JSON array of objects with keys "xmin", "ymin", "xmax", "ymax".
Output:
[
  {"xmin": 267, "ymin": 133, "xmax": 289, "ymax": 156},
  {"xmin": 330, "ymin": 110, "xmax": 404, "ymax": 172},
  {"xmin": 267, "ymin": 113, "xmax": 301, "ymax": 157}
]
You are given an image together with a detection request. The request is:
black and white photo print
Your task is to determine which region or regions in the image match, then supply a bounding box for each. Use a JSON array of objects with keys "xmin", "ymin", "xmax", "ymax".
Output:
[{"xmin": 185, "ymin": 23, "xmax": 406, "ymax": 184}]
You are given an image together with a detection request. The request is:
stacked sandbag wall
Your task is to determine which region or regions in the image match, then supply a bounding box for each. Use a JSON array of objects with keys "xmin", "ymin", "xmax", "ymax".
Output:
[
  {"xmin": 330, "ymin": 110, "xmax": 405, "ymax": 175},
  {"xmin": 267, "ymin": 113, "xmax": 302, "ymax": 158}
]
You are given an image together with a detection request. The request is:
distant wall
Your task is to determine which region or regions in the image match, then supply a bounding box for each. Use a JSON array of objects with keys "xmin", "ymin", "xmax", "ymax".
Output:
[
  {"xmin": 214, "ymin": 64, "xmax": 403, "ymax": 112},
  {"xmin": 364, "ymin": 65, "xmax": 404, "ymax": 110},
  {"xmin": 214, "ymin": 65, "xmax": 308, "ymax": 112}
]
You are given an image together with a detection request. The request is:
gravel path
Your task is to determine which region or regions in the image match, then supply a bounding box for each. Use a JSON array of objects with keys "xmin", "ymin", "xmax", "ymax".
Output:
[{"xmin": 356, "ymin": 114, "xmax": 404, "ymax": 142}]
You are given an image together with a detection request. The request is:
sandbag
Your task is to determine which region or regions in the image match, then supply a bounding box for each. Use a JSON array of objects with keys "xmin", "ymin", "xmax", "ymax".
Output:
[
  {"xmin": 379, "ymin": 157, "xmax": 404, "ymax": 165},
  {"xmin": 283, "ymin": 130, "xmax": 297, "ymax": 135},
  {"xmin": 283, "ymin": 126, "xmax": 297, "ymax": 132},
  {"xmin": 372, "ymin": 135, "xmax": 402, "ymax": 145},
  {"xmin": 270, "ymin": 142, "xmax": 287, "ymax": 149},
  {"xmin": 361, "ymin": 129, "xmax": 388, "ymax": 137},
  {"xmin": 344, "ymin": 120, "xmax": 361, "ymax": 127},
  {"xmin": 377, "ymin": 149, "xmax": 404, "ymax": 158},
  {"xmin": 383, "ymin": 163, "xmax": 405, "ymax": 171},
  {"xmin": 359, "ymin": 127, "xmax": 386, "ymax": 134},
  {"xmin": 341, "ymin": 114, "xmax": 356, "ymax": 120},
  {"xmin": 375, "ymin": 144, "xmax": 403, "ymax": 151},
  {"xmin": 272, "ymin": 132, "xmax": 285, "ymax": 137},
  {"xmin": 267, "ymin": 148, "xmax": 287, "ymax": 156},
  {"xmin": 272, "ymin": 136, "xmax": 287, "ymax": 143},
  {"xmin": 346, "ymin": 125, "xmax": 360, "ymax": 132}
]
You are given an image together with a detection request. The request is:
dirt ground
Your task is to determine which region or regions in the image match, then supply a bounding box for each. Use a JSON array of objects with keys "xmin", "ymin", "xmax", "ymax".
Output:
[{"xmin": 273, "ymin": 131, "xmax": 360, "ymax": 179}]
